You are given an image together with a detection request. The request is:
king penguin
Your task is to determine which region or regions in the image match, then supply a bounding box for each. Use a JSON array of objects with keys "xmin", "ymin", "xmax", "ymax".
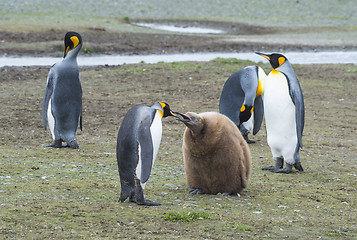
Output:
[
  {"xmin": 116, "ymin": 102, "xmax": 177, "ymax": 206},
  {"xmin": 219, "ymin": 65, "xmax": 266, "ymax": 143},
  {"xmin": 256, "ymin": 52, "xmax": 305, "ymax": 173},
  {"xmin": 42, "ymin": 32, "xmax": 83, "ymax": 149}
]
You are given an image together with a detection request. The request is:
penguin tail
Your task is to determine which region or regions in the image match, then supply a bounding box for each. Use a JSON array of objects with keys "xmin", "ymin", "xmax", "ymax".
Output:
[
  {"xmin": 62, "ymin": 136, "xmax": 79, "ymax": 149},
  {"xmin": 294, "ymin": 162, "xmax": 304, "ymax": 171},
  {"xmin": 67, "ymin": 139, "xmax": 79, "ymax": 149},
  {"xmin": 293, "ymin": 145, "xmax": 303, "ymax": 171}
]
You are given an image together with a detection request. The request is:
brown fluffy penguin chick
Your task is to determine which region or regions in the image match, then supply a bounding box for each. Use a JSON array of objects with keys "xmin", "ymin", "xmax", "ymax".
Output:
[{"xmin": 176, "ymin": 111, "xmax": 251, "ymax": 195}]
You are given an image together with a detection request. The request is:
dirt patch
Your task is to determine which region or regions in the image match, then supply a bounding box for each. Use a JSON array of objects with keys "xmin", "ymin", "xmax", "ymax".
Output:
[{"xmin": 1, "ymin": 20, "xmax": 355, "ymax": 57}]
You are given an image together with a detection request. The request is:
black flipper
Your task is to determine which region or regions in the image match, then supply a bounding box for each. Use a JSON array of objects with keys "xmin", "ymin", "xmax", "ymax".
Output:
[
  {"xmin": 253, "ymin": 95, "xmax": 264, "ymax": 135},
  {"xmin": 137, "ymin": 113, "xmax": 155, "ymax": 184},
  {"xmin": 283, "ymin": 71, "xmax": 305, "ymax": 149}
]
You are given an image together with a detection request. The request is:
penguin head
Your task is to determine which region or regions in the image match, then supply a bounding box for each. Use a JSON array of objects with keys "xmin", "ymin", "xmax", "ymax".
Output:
[
  {"xmin": 174, "ymin": 112, "xmax": 204, "ymax": 135},
  {"xmin": 153, "ymin": 102, "xmax": 177, "ymax": 118},
  {"xmin": 64, "ymin": 32, "xmax": 82, "ymax": 58},
  {"xmin": 255, "ymin": 52, "xmax": 287, "ymax": 69}
]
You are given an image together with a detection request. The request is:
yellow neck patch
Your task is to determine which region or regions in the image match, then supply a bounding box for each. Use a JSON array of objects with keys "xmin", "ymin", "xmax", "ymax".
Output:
[
  {"xmin": 250, "ymin": 106, "xmax": 254, "ymax": 114},
  {"xmin": 271, "ymin": 69, "xmax": 280, "ymax": 74},
  {"xmin": 256, "ymin": 80, "xmax": 263, "ymax": 97},
  {"xmin": 158, "ymin": 102, "xmax": 166, "ymax": 117},
  {"xmin": 70, "ymin": 36, "xmax": 79, "ymax": 49}
]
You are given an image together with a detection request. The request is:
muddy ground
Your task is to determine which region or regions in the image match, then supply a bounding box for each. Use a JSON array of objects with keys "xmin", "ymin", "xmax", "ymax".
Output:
[{"xmin": 1, "ymin": 20, "xmax": 356, "ymax": 57}]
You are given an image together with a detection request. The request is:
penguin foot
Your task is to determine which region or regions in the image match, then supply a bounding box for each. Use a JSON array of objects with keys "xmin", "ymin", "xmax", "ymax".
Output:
[
  {"xmin": 270, "ymin": 168, "xmax": 292, "ymax": 174},
  {"xmin": 263, "ymin": 158, "xmax": 284, "ymax": 171},
  {"xmin": 120, "ymin": 197, "xmax": 160, "ymax": 206},
  {"xmin": 266, "ymin": 163, "xmax": 293, "ymax": 173},
  {"xmin": 243, "ymin": 134, "xmax": 256, "ymax": 144},
  {"xmin": 294, "ymin": 163, "xmax": 304, "ymax": 171},
  {"xmin": 66, "ymin": 140, "xmax": 79, "ymax": 149},
  {"xmin": 262, "ymin": 166, "xmax": 278, "ymax": 171},
  {"xmin": 189, "ymin": 188, "xmax": 204, "ymax": 195},
  {"xmin": 137, "ymin": 199, "xmax": 161, "ymax": 206},
  {"xmin": 46, "ymin": 140, "xmax": 64, "ymax": 148},
  {"xmin": 46, "ymin": 143, "xmax": 61, "ymax": 148}
]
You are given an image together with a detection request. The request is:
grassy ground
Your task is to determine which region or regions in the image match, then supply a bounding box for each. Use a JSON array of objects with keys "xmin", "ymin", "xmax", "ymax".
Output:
[
  {"xmin": 1, "ymin": 0, "xmax": 356, "ymax": 28},
  {"xmin": 0, "ymin": 59, "xmax": 356, "ymax": 239}
]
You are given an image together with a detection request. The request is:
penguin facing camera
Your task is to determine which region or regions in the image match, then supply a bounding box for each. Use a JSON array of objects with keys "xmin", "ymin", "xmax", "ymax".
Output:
[
  {"xmin": 42, "ymin": 32, "xmax": 83, "ymax": 149},
  {"xmin": 219, "ymin": 66, "xmax": 266, "ymax": 143},
  {"xmin": 116, "ymin": 102, "xmax": 177, "ymax": 206},
  {"xmin": 256, "ymin": 52, "xmax": 305, "ymax": 173}
]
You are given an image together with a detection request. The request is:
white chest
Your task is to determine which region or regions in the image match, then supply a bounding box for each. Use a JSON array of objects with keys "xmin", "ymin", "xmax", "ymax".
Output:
[
  {"xmin": 263, "ymin": 71, "xmax": 297, "ymax": 146},
  {"xmin": 150, "ymin": 112, "xmax": 163, "ymax": 163}
]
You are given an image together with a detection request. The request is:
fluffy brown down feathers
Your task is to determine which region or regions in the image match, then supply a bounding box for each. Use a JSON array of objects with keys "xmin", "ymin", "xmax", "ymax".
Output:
[{"xmin": 181, "ymin": 112, "xmax": 251, "ymax": 195}]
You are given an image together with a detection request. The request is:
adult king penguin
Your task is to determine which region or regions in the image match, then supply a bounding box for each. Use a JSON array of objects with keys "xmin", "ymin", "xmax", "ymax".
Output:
[
  {"xmin": 219, "ymin": 66, "xmax": 266, "ymax": 143},
  {"xmin": 42, "ymin": 32, "xmax": 83, "ymax": 149},
  {"xmin": 116, "ymin": 102, "xmax": 176, "ymax": 206},
  {"xmin": 256, "ymin": 52, "xmax": 305, "ymax": 173}
]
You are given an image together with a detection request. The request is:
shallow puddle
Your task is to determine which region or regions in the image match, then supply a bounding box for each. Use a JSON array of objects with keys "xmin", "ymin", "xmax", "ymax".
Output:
[
  {"xmin": 133, "ymin": 22, "xmax": 225, "ymax": 34},
  {"xmin": 1, "ymin": 51, "xmax": 357, "ymax": 67}
]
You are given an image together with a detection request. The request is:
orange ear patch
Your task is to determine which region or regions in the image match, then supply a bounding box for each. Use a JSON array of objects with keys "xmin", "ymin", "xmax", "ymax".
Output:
[
  {"xmin": 70, "ymin": 36, "xmax": 80, "ymax": 49},
  {"xmin": 278, "ymin": 57, "xmax": 285, "ymax": 66},
  {"xmin": 240, "ymin": 104, "xmax": 245, "ymax": 112}
]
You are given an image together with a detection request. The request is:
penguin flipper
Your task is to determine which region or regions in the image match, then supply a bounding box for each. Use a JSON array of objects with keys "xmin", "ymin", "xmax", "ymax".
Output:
[
  {"xmin": 294, "ymin": 95, "xmax": 305, "ymax": 149},
  {"xmin": 79, "ymin": 108, "xmax": 83, "ymax": 131},
  {"xmin": 253, "ymin": 95, "xmax": 264, "ymax": 135},
  {"xmin": 219, "ymin": 71, "xmax": 245, "ymax": 126},
  {"xmin": 286, "ymin": 74, "xmax": 305, "ymax": 149},
  {"xmin": 79, "ymin": 82, "xmax": 83, "ymax": 131},
  {"xmin": 42, "ymin": 70, "xmax": 55, "ymax": 130},
  {"xmin": 138, "ymin": 116, "xmax": 155, "ymax": 184}
]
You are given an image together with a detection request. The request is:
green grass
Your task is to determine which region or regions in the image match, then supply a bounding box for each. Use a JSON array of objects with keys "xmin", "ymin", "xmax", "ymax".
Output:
[
  {"xmin": 164, "ymin": 210, "xmax": 211, "ymax": 222},
  {"xmin": 324, "ymin": 230, "xmax": 347, "ymax": 237},
  {"xmin": 346, "ymin": 68, "xmax": 357, "ymax": 73},
  {"xmin": 211, "ymin": 57, "xmax": 249, "ymax": 64},
  {"xmin": 82, "ymin": 46, "xmax": 94, "ymax": 54},
  {"xmin": 224, "ymin": 223, "xmax": 252, "ymax": 231}
]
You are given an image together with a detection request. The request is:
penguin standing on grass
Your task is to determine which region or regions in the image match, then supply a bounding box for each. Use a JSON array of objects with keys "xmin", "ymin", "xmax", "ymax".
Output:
[
  {"xmin": 219, "ymin": 65, "xmax": 266, "ymax": 143},
  {"xmin": 256, "ymin": 52, "xmax": 305, "ymax": 173},
  {"xmin": 116, "ymin": 102, "xmax": 177, "ymax": 206},
  {"xmin": 42, "ymin": 32, "xmax": 83, "ymax": 149}
]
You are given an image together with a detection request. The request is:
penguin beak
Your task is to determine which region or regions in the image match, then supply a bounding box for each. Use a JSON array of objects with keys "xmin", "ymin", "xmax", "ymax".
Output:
[
  {"xmin": 255, "ymin": 52, "xmax": 270, "ymax": 61},
  {"xmin": 172, "ymin": 111, "xmax": 191, "ymax": 122}
]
